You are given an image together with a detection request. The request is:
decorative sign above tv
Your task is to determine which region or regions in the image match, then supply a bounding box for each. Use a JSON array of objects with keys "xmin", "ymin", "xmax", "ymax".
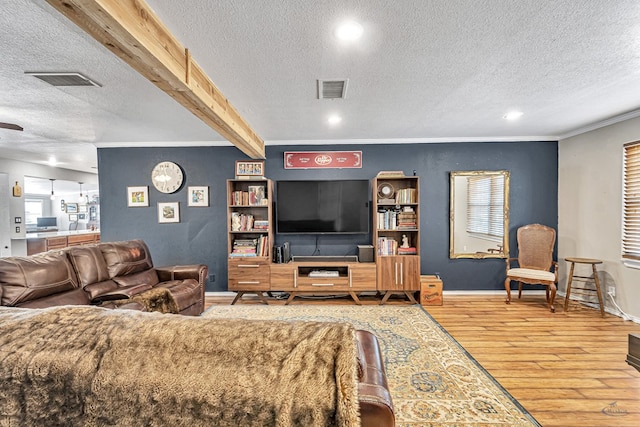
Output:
[{"xmin": 284, "ymin": 151, "xmax": 362, "ymax": 169}]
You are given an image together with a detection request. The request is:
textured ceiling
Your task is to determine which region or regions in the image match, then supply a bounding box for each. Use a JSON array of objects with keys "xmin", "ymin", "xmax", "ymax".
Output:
[{"xmin": 1, "ymin": 0, "xmax": 640, "ymax": 173}]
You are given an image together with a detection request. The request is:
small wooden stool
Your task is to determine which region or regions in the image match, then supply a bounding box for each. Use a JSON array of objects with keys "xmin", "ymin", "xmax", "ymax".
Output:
[{"xmin": 564, "ymin": 257, "xmax": 605, "ymax": 317}]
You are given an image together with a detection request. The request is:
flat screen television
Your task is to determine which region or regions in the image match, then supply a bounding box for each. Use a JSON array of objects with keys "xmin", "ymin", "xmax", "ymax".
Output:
[
  {"xmin": 276, "ymin": 180, "xmax": 370, "ymax": 234},
  {"xmin": 36, "ymin": 217, "xmax": 57, "ymax": 228}
]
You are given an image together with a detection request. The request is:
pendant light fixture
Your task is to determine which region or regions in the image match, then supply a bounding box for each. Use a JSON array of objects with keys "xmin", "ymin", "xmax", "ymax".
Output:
[
  {"xmin": 49, "ymin": 179, "xmax": 56, "ymax": 200},
  {"xmin": 79, "ymin": 182, "xmax": 83, "ymax": 198}
]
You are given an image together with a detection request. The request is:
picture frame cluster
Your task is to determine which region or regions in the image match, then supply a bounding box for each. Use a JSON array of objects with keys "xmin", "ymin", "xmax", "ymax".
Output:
[{"xmin": 126, "ymin": 185, "xmax": 210, "ymax": 224}]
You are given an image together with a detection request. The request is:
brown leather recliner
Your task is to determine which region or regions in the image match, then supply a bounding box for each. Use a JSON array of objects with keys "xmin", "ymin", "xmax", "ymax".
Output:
[
  {"xmin": 356, "ymin": 329, "xmax": 395, "ymax": 426},
  {"xmin": 0, "ymin": 239, "xmax": 207, "ymax": 316}
]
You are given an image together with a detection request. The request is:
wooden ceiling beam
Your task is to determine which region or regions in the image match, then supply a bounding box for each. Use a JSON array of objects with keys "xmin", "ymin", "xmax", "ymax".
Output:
[{"xmin": 46, "ymin": 0, "xmax": 265, "ymax": 159}]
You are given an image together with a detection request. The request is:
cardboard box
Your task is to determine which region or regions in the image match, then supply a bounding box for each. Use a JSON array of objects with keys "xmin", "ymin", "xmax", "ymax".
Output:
[{"xmin": 420, "ymin": 275, "xmax": 443, "ymax": 306}]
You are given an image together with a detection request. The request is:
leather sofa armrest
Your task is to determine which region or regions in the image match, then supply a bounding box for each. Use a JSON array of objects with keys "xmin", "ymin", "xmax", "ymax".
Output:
[
  {"xmin": 355, "ymin": 330, "xmax": 395, "ymax": 427},
  {"xmin": 91, "ymin": 283, "xmax": 154, "ymax": 302},
  {"xmin": 155, "ymin": 264, "xmax": 208, "ymax": 283}
]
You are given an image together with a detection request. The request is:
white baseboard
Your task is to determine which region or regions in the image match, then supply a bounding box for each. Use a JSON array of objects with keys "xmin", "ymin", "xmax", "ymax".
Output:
[
  {"xmin": 205, "ymin": 291, "xmax": 235, "ymax": 297},
  {"xmin": 556, "ymin": 291, "xmax": 640, "ymax": 323}
]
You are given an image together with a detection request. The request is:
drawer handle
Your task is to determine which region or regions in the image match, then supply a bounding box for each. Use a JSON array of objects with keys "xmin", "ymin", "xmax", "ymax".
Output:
[
  {"xmin": 237, "ymin": 264, "xmax": 260, "ymax": 268},
  {"xmin": 238, "ymin": 281, "xmax": 260, "ymax": 284},
  {"xmin": 311, "ymin": 283, "xmax": 334, "ymax": 287}
]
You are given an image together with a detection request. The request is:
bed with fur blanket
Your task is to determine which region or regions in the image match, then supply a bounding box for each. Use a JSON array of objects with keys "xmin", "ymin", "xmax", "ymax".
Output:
[{"xmin": 0, "ymin": 306, "xmax": 360, "ymax": 426}]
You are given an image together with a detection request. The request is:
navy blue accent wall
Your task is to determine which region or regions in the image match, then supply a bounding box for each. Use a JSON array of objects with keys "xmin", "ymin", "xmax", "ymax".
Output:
[{"xmin": 98, "ymin": 141, "xmax": 557, "ymax": 292}]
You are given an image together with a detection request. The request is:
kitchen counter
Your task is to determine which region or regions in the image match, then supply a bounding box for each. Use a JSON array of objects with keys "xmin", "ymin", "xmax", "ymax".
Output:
[
  {"xmin": 26, "ymin": 231, "xmax": 100, "ymax": 255},
  {"xmin": 26, "ymin": 230, "xmax": 100, "ymax": 239}
]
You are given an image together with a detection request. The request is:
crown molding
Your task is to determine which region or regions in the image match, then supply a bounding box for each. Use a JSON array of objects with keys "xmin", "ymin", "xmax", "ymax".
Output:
[{"xmin": 558, "ymin": 108, "xmax": 640, "ymax": 140}]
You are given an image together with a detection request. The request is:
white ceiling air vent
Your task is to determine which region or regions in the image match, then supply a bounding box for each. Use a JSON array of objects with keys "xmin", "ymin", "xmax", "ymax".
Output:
[
  {"xmin": 25, "ymin": 72, "xmax": 102, "ymax": 87},
  {"xmin": 317, "ymin": 79, "xmax": 348, "ymax": 99}
]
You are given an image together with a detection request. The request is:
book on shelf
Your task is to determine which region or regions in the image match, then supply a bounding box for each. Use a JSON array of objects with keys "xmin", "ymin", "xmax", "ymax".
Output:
[
  {"xmin": 230, "ymin": 236, "xmax": 269, "ymax": 257},
  {"xmin": 378, "ymin": 209, "xmax": 417, "ymax": 230},
  {"xmin": 231, "ymin": 189, "xmax": 268, "ymax": 206},
  {"xmin": 397, "ymin": 247, "xmax": 417, "ymax": 255},
  {"xmin": 397, "ymin": 211, "xmax": 417, "ymax": 229},
  {"xmin": 395, "ymin": 188, "xmax": 417, "ymax": 204},
  {"xmin": 230, "ymin": 212, "xmax": 255, "ymax": 231},
  {"xmin": 231, "ymin": 190, "xmax": 249, "ymax": 206},
  {"xmin": 376, "ymin": 237, "xmax": 398, "ymax": 256},
  {"xmin": 253, "ymin": 219, "xmax": 269, "ymax": 230},
  {"xmin": 377, "ymin": 209, "xmax": 398, "ymax": 230}
]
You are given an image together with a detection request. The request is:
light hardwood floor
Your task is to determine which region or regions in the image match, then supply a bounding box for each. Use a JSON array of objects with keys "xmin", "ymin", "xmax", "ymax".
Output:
[{"xmin": 205, "ymin": 293, "xmax": 640, "ymax": 427}]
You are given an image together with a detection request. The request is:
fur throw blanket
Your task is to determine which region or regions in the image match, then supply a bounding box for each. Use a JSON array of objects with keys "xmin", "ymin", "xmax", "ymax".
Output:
[
  {"xmin": 0, "ymin": 306, "xmax": 360, "ymax": 426},
  {"xmin": 107, "ymin": 287, "xmax": 179, "ymax": 313}
]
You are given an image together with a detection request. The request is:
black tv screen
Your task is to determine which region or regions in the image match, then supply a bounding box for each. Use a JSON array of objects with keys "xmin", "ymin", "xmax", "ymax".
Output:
[
  {"xmin": 36, "ymin": 217, "xmax": 57, "ymax": 227},
  {"xmin": 276, "ymin": 180, "xmax": 370, "ymax": 234}
]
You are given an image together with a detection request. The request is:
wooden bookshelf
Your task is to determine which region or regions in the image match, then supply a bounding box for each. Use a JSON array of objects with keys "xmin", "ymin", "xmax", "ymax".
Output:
[
  {"xmin": 372, "ymin": 176, "xmax": 420, "ymax": 303},
  {"xmin": 226, "ymin": 179, "xmax": 273, "ymax": 304}
]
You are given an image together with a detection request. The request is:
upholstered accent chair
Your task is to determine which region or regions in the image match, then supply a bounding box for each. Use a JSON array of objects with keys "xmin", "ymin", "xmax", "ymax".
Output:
[{"xmin": 504, "ymin": 224, "xmax": 558, "ymax": 312}]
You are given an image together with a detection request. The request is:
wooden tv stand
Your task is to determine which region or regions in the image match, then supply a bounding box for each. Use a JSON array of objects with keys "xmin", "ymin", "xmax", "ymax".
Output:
[{"xmin": 270, "ymin": 261, "xmax": 377, "ymax": 305}]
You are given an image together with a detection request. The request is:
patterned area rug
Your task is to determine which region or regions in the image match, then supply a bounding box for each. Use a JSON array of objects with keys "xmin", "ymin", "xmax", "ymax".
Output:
[{"xmin": 202, "ymin": 304, "xmax": 540, "ymax": 427}]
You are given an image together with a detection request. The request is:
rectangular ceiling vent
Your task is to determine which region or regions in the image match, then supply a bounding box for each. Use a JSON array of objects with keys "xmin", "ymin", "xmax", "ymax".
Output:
[
  {"xmin": 317, "ymin": 79, "xmax": 348, "ymax": 99},
  {"xmin": 25, "ymin": 72, "xmax": 102, "ymax": 87}
]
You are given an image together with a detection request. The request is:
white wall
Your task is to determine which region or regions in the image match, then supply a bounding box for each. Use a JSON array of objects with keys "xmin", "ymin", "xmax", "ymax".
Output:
[
  {"xmin": 559, "ymin": 116, "xmax": 640, "ymax": 318},
  {"xmin": 0, "ymin": 158, "xmax": 97, "ymax": 256},
  {"xmin": 0, "ymin": 173, "xmax": 10, "ymax": 257}
]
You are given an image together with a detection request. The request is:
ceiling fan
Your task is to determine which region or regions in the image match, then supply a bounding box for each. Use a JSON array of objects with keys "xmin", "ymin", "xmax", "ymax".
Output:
[{"xmin": 0, "ymin": 122, "xmax": 23, "ymax": 131}]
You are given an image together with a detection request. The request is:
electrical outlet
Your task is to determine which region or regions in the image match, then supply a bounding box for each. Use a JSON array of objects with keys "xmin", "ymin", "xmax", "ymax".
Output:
[
  {"xmin": 208, "ymin": 274, "xmax": 215, "ymax": 283},
  {"xmin": 608, "ymin": 286, "xmax": 615, "ymax": 297}
]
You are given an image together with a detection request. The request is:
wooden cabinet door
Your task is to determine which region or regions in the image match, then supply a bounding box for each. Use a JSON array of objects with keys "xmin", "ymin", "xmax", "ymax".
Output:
[
  {"xmin": 46, "ymin": 236, "xmax": 68, "ymax": 250},
  {"xmin": 269, "ymin": 263, "xmax": 296, "ymax": 290},
  {"xmin": 377, "ymin": 256, "xmax": 420, "ymax": 291},
  {"xmin": 350, "ymin": 263, "xmax": 377, "ymax": 290},
  {"xmin": 400, "ymin": 256, "xmax": 420, "ymax": 291},
  {"xmin": 377, "ymin": 256, "xmax": 401, "ymax": 291}
]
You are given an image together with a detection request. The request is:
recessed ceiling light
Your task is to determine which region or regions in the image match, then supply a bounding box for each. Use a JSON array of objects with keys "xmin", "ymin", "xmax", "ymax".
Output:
[
  {"xmin": 48, "ymin": 156, "xmax": 57, "ymax": 166},
  {"xmin": 334, "ymin": 20, "xmax": 363, "ymax": 41},
  {"xmin": 328, "ymin": 115, "xmax": 342, "ymax": 125},
  {"xmin": 503, "ymin": 111, "xmax": 524, "ymax": 120}
]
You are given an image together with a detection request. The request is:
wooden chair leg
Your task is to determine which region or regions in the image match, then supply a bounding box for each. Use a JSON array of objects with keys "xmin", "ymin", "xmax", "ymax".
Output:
[
  {"xmin": 518, "ymin": 282, "xmax": 522, "ymax": 299},
  {"xmin": 548, "ymin": 283, "xmax": 556, "ymax": 313},
  {"xmin": 504, "ymin": 278, "xmax": 512, "ymax": 304}
]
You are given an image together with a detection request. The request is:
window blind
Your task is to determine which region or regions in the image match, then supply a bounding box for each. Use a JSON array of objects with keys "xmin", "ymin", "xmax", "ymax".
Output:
[
  {"xmin": 467, "ymin": 175, "xmax": 504, "ymax": 238},
  {"xmin": 623, "ymin": 141, "xmax": 640, "ymax": 260}
]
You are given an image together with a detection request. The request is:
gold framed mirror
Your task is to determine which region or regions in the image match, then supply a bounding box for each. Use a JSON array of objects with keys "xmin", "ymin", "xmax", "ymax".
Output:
[{"xmin": 450, "ymin": 170, "xmax": 510, "ymax": 259}]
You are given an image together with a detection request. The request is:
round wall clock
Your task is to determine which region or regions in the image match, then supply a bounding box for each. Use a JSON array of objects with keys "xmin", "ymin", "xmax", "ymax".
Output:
[{"xmin": 151, "ymin": 161, "xmax": 184, "ymax": 194}]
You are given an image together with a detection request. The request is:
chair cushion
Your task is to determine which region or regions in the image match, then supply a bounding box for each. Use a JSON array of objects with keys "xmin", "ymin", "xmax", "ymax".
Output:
[
  {"xmin": 507, "ymin": 268, "xmax": 555, "ymax": 282},
  {"xmin": 100, "ymin": 240, "xmax": 154, "ymax": 278},
  {"xmin": 16, "ymin": 288, "xmax": 90, "ymax": 308},
  {"xmin": 67, "ymin": 246, "xmax": 111, "ymax": 287},
  {"xmin": 113, "ymin": 269, "xmax": 159, "ymax": 288}
]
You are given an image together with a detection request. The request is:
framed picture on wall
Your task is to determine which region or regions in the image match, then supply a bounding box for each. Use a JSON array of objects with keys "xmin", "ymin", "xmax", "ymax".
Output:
[
  {"xmin": 68, "ymin": 214, "xmax": 78, "ymax": 222},
  {"xmin": 127, "ymin": 186, "xmax": 149, "ymax": 207},
  {"xmin": 66, "ymin": 203, "xmax": 78, "ymax": 213},
  {"xmin": 158, "ymin": 202, "xmax": 180, "ymax": 223},
  {"xmin": 235, "ymin": 160, "xmax": 264, "ymax": 179},
  {"xmin": 188, "ymin": 186, "xmax": 209, "ymax": 207},
  {"xmin": 79, "ymin": 204, "xmax": 88, "ymax": 213}
]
